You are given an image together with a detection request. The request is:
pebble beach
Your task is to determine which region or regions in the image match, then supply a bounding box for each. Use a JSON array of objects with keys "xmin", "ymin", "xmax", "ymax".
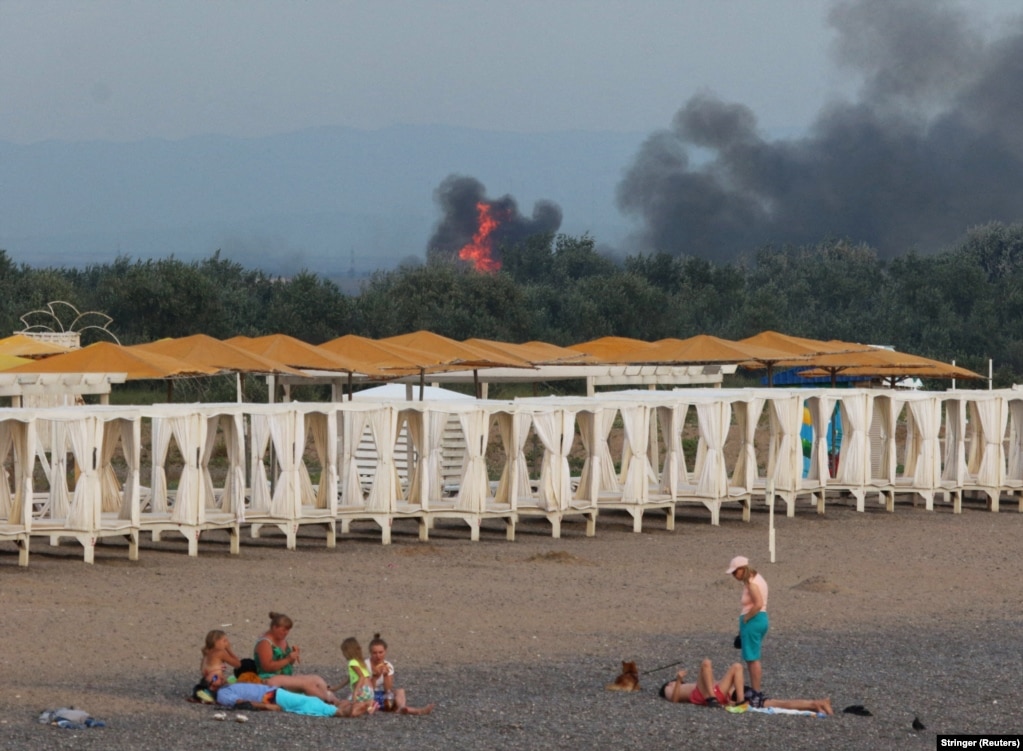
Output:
[{"xmin": 1, "ymin": 497, "xmax": 1020, "ymax": 750}]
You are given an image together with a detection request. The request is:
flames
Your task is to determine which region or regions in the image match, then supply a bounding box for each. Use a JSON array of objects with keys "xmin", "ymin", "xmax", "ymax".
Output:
[{"xmin": 458, "ymin": 202, "xmax": 501, "ymax": 272}]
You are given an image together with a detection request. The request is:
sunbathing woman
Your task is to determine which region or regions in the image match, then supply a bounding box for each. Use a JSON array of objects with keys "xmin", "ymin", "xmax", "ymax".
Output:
[
  {"xmin": 366, "ymin": 633, "xmax": 434, "ymax": 715},
  {"xmin": 658, "ymin": 659, "xmax": 832, "ymax": 715},
  {"xmin": 253, "ymin": 611, "xmax": 340, "ymax": 705}
]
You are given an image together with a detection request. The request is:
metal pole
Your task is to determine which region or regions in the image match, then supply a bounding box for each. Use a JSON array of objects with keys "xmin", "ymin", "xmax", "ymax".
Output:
[{"xmin": 767, "ymin": 478, "xmax": 776, "ymax": 563}]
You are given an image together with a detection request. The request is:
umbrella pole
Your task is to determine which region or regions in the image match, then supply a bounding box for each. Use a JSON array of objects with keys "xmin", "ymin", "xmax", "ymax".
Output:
[
  {"xmin": 166, "ymin": 379, "xmax": 174, "ymax": 403},
  {"xmin": 419, "ymin": 368, "xmax": 425, "ymax": 401},
  {"xmin": 473, "ymin": 368, "xmax": 480, "ymax": 399},
  {"xmin": 347, "ymin": 371, "xmax": 353, "ymax": 401}
]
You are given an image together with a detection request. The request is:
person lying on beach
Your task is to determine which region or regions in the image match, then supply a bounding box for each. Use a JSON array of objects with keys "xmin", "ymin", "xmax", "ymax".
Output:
[
  {"xmin": 365, "ymin": 633, "xmax": 435, "ymax": 715},
  {"xmin": 658, "ymin": 659, "xmax": 833, "ymax": 716},
  {"xmin": 204, "ymin": 673, "xmax": 374, "ymax": 717}
]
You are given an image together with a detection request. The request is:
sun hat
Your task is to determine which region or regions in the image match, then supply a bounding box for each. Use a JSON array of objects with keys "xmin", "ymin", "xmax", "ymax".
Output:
[{"xmin": 726, "ymin": 555, "xmax": 749, "ymax": 574}]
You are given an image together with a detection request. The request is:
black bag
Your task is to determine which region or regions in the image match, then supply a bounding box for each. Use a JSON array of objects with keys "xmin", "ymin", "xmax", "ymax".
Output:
[{"xmin": 733, "ymin": 633, "xmax": 742, "ymax": 649}]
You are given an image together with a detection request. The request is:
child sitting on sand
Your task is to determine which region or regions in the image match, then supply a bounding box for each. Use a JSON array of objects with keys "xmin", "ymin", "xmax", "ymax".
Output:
[
  {"xmin": 366, "ymin": 633, "xmax": 434, "ymax": 715},
  {"xmin": 201, "ymin": 630, "xmax": 242, "ymax": 689},
  {"xmin": 332, "ymin": 637, "xmax": 375, "ymax": 704}
]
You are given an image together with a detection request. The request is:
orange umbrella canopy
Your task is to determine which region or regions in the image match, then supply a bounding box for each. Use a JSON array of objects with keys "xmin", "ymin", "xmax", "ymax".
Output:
[
  {"xmin": 0, "ymin": 334, "xmax": 72, "ymax": 357},
  {"xmin": 226, "ymin": 333, "xmax": 386, "ymax": 375},
  {"xmin": 739, "ymin": 331, "xmax": 873, "ymax": 360},
  {"xmin": 0, "ymin": 353, "xmax": 32, "ymax": 371},
  {"xmin": 319, "ymin": 334, "xmax": 440, "ymax": 374},
  {"xmin": 132, "ymin": 334, "xmax": 303, "ymax": 375},
  {"xmin": 568, "ymin": 336, "xmax": 657, "ymax": 362},
  {"xmin": 637, "ymin": 334, "xmax": 795, "ymax": 364},
  {"xmin": 796, "ymin": 348, "xmax": 983, "ymax": 380},
  {"xmin": 463, "ymin": 338, "xmax": 596, "ymax": 365},
  {"xmin": 383, "ymin": 331, "xmax": 532, "ymax": 369},
  {"xmin": 6, "ymin": 341, "xmax": 219, "ymax": 380}
]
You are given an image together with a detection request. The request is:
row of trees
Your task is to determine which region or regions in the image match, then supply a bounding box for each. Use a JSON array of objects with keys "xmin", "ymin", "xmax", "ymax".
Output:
[{"xmin": 2, "ymin": 221, "xmax": 1023, "ymax": 384}]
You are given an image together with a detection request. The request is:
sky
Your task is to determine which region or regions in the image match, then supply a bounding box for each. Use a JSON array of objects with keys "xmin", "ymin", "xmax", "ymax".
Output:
[
  {"xmin": 0, "ymin": 0, "xmax": 897, "ymax": 144},
  {"xmin": 3, "ymin": 0, "xmax": 1023, "ymax": 269}
]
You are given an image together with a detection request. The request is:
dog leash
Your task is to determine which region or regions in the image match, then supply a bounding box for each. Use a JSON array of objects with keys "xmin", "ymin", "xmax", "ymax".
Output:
[{"xmin": 640, "ymin": 660, "xmax": 685, "ymax": 675}]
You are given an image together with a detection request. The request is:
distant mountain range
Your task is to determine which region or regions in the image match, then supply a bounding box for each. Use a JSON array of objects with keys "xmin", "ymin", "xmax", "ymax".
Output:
[{"xmin": 0, "ymin": 125, "xmax": 646, "ymax": 279}]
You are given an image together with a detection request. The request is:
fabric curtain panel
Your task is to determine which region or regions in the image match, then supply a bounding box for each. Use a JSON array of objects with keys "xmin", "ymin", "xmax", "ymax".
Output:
[
  {"xmin": 941, "ymin": 398, "xmax": 967, "ymax": 484},
  {"xmin": 46, "ymin": 420, "xmax": 72, "ymax": 520},
  {"xmin": 694, "ymin": 400, "xmax": 730, "ymax": 498},
  {"xmin": 455, "ymin": 408, "xmax": 490, "ymax": 513},
  {"xmin": 221, "ymin": 413, "xmax": 246, "ymax": 520},
  {"xmin": 65, "ymin": 417, "xmax": 101, "ymax": 531},
  {"xmin": 97, "ymin": 418, "xmax": 124, "ymax": 513},
  {"xmin": 267, "ymin": 411, "xmax": 300, "ymax": 519},
  {"xmin": 870, "ymin": 396, "xmax": 896, "ymax": 485},
  {"xmin": 338, "ymin": 409, "xmax": 369, "ymax": 507},
  {"xmin": 905, "ymin": 396, "xmax": 941, "ymax": 489},
  {"xmin": 805, "ymin": 395, "xmax": 834, "ymax": 484},
  {"xmin": 494, "ymin": 410, "xmax": 532, "ymax": 508},
  {"xmin": 149, "ymin": 417, "xmax": 172, "ymax": 514},
  {"xmin": 765, "ymin": 396, "xmax": 801, "ymax": 492},
  {"xmin": 971, "ymin": 397, "xmax": 1007, "ymax": 488},
  {"xmin": 834, "ymin": 392, "xmax": 870, "ymax": 487},
  {"xmin": 619, "ymin": 403, "xmax": 651, "ymax": 504},
  {"xmin": 0, "ymin": 420, "xmax": 14, "ymax": 519},
  {"xmin": 402, "ymin": 409, "xmax": 426, "ymax": 505},
  {"xmin": 366, "ymin": 406, "xmax": 398, "ymax": 514},
  {"xmin": 200, "ymin": 415, "xmax": 222, "ymax": 510},
  {"xmin": 249, "ymin": 414, "xmax": 273, "ymax": 513},
  {"xmin": 730, "ymin": 397, "xmax": 765, "ymax": 492},
  {"xmin": 115, "ymin": 417, "xmax": 141, "ymax": 525},
  {"xmin": 1007, "ymin": 399, "xmax": 1023, "ymax": 482},
  {"xmin": 655, "ymin": 403, "xmax": 682, "ymax": 497},
  {"xmin": 308, "ymin": 411, "xmax": 337, "ymax": 512},
  {"xmin": 169, "ymin": 414, "xmax": 205, "ymax": 526},
  {"xmin": 532, "ymin": 408, "xmax": 574, "ymax": 512}
]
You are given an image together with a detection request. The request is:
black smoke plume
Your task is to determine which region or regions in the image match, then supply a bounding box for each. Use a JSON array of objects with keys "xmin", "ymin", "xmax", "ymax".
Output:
[
  {"xmin": 427, "ymin": 175, "xmax": 562, "ymax": 265},
  {"xmin": 617, "ymin": 0, "xmax": 1023, "ymax": 261}
]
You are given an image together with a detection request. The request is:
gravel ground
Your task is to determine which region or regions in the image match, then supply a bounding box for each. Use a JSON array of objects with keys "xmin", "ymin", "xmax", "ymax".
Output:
[{"xmin": 1, "ymin": 499, "xmax": 1021, "ymax": 750}]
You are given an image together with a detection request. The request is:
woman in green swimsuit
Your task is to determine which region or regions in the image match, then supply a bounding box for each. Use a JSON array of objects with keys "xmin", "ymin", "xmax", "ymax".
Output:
[{"xmin": 254, "ymin": 611, "xmax": 339, "ymax": 705}]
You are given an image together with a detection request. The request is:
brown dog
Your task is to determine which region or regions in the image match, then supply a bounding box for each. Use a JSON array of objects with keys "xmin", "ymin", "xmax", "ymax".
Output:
[{"xmin": 605, "ymin": 660, "xmax": 640, "ymax": 691}]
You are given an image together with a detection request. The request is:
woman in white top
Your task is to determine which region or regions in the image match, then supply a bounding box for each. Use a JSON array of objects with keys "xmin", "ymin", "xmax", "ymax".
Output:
[
  {"xmin": 367, "ymin": 634, "xmax": 435, "ymax": 715},
  {"xmin": 727, "ymin": 556, "xmax": 769, "ymax": 698}
]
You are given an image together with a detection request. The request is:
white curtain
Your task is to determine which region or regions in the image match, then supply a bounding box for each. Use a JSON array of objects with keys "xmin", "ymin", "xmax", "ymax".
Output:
[
  {"xmin": 941, "ymin": 398, "xmax": 967, "ymax": 484},
  {"xmin": 114, "ymin": 418, "xmax": 141, "ymax": 523},
  {"xmin": 494, "ymin": 410, "xmax": 532, "ymax": 508},
  {"xmin": 766, "ymin": 396, "xmax": 801, "ymax": 492},
  {"xmin": 805, "ymin": 395, "xmax": 834, "ymax": 483},
  {"xmin": 0, "ymin": 420, "xmax": 14, "ymax": 519},
  {"xmin": 200, "ymin": 415, "xmax": 222, "ymax": 511},
  {"xmin": 971, "ymin": 397, "xmax": 1007, "ymax": 488},
  {"xmin": 834, "ymin": 392, "xmax": 870, "ymax": 487},
  {"xmin": 1008, "ymin": 399, "xmax": 1023, "ymax": 482},
  {"xmin": 366, "ymin": 406, "xmax": 398, "ymax": 513},
  {"xmin": 268, "ymin": 410, "xmax": 300, "ymax": 519},
  {"xmin": 619, "ymin": 404, "xmax": 651, "ymax": 503},
  {"xmin": 532, "ymin": 409, "xmax": 574, "ymax": 512},
  {"xmin": 870, "ymin": 397, "xmax": 895, "ymax": 484},
  {"xmin": 730, "ymin": 397, "xmax": 764, "ymax": 492},
  {"xmin": 307, "ymin": 411, "xmax": 335, "ymax": 511},
  {"xmin": 694, "ymin": 400, "xmax": 730, "ymax": 498},
  {"xmin": 425, "ymin": 410, "xmax": 448, "ymax": 503},
  {"xmin": 339, "ymin": 409, "xmax": 369, "ymax": 507},
  {"xmin": 403, "ymin": 409, "xmax": 426, "ymax": 505},
  {"xmin": 655, "ymin": 403, "xmax": 682, "ymax": 497},
  {"xmin": 65, "ymin": 417, "xmax": 101, "ymax": 531},
  {"xmin": 150, "ymin": 417, "xmax": 172, "ymax": 513},
  {"xmin": 170, "ymin": 414, "xmax": 206, "ymax": 525},
  {"xmin": 249, "ymin": 414, "xmax": 273, "ymax": 513},
  {"xmin": 906, "ymin": 396, "xmax": 941, "ymax": 489},
  {"xmin": 455, "ymin": 408, "xmax": 490, "ymax": 513},
  {"xmin": 46, "ymin": 420, "xmax": 72, "ymax": 520},
  {"xmin": 221, "ymin": 413, "xmax": 246, "ymax": 520},
  {"xmin": 98, "ymin": 418, "xmax": 125, "ymax": 513}
]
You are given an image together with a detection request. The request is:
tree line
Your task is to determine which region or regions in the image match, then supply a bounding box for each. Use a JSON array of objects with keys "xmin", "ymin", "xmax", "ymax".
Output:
[{"xmin": 3, "ymin": 221, "xmax": 1023, "ymax": 386}]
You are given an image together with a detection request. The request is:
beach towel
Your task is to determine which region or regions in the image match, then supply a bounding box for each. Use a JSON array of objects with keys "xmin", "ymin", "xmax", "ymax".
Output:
[{"xmin": 749, "ymin": 706, "xmax": 826, "ymax": 718}]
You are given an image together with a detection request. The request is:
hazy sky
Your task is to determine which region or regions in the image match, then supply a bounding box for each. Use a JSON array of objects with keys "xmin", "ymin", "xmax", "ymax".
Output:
[{"xmin": 4, "ymin": 0, "xmax": 989, "ymax": 144}]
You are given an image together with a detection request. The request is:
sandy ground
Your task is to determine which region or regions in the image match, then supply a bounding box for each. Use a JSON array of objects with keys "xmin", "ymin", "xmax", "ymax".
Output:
[{"xmin": 1, "ymin": 495, "xmax": 1021, "ymax": 749}]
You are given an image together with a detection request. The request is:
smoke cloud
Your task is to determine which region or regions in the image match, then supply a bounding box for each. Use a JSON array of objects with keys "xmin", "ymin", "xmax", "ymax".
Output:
[
  {"xmin": 617, "ymin": 0, "xmax": 1023, "ymax": 261},
  {"xmin": 427, "ymin": 174, "xmax": 562, "ymax": 265}
]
